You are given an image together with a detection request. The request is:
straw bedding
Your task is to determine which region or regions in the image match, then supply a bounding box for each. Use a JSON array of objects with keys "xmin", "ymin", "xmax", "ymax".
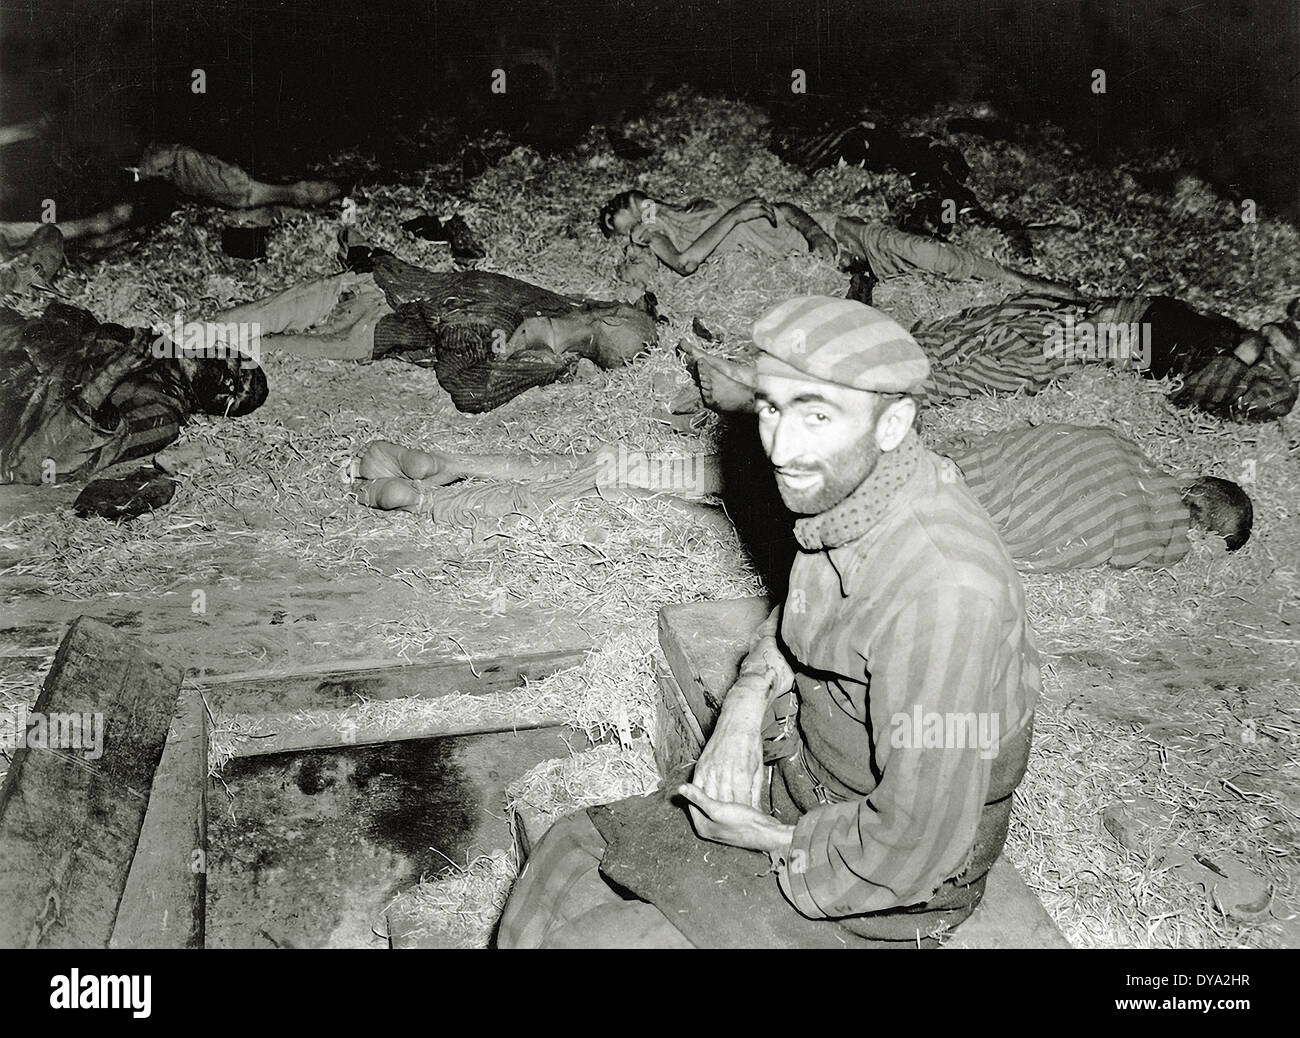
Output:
[{"xmin": 2, "ymin": 89, "xmax": 1296, "ymax": 948}]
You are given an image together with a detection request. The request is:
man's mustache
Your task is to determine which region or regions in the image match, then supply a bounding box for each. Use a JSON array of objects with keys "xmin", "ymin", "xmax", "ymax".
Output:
[{"xmin": 774, "ymin": 462, "xmax": 826, "ymax": 478}]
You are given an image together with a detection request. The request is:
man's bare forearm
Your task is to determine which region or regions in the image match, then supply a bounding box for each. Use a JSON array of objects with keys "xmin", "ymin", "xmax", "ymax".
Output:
[
  {"xmin": 671, "ymin": 212, "xmax": 742, "ymax": 272},
  {"xmin": 730, "ymin": 640, "xmax": 791, "ymax": 705},
  {"xmin": 775, "ymin": 202, "xmax": 832, "ymax": 250},
  {"xmin": 722, "ymin": 608, "xmax": 795, "ymax": 716}
]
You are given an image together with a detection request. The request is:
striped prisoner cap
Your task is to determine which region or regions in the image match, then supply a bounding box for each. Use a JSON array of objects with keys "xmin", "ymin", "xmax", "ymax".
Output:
[{"xmin": 752, "ymin": 296, "xmax": 929, "ymax": 393}]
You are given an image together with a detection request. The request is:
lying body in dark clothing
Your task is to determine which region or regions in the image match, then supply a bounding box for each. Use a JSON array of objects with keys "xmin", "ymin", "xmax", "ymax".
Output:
[
  {"xmin": 768, "ymin": 114, "xmax": 1039, "ymax": 253},
  {"xmin": 209, "ymin": 248, "xmax": 658, "ymax": 413},
  {"xmin": 0, "ymin": 302, "xmax": 267, "ymax": 485}
]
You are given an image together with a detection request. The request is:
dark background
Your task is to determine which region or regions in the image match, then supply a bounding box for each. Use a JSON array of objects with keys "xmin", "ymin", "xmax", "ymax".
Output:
[{"xmin": 2, "ymin": 0, "xmax": 1297, "ymax": 220}]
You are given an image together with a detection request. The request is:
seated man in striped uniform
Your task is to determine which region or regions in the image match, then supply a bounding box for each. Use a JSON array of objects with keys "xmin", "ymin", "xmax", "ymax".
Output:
[
  {"xmin": 683, "ymin": 291, "xmax": 1300, "ymax": 422},
  {"xmin": 497, "ymin": 298, "xmax": 1040, "ymax": 948},
  {"xmin": 597, "ymin": 189, "xmax": 1073, "ymax": 301}
]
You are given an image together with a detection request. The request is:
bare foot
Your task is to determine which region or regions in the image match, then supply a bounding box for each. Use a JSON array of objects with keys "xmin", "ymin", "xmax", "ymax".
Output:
[
  {"xmin": 357, "ymin": 440, "xmax": 463, "ymax": 484},
  {"xmin": 696, "ymin": 355, "xmax": 758, "ymax": 414},
  {"xmin": 677, "ymin": 340, "xmax": 757, "ymax": 413},
  {"xmin": 354, "ymin": 476, "xmax": 425, "ymax": 511}
]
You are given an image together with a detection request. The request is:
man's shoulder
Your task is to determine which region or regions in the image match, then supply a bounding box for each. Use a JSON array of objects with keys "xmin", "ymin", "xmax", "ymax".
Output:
[{"xmin": 863, "ymin": 453, "xmax": 1019, "ymax": 601}]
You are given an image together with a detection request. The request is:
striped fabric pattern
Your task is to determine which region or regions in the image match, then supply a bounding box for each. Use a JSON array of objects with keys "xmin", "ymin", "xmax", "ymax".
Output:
[
  {"xmin": 942, "ymin": 423, "xmax": 1191, "ymax": 571},
  {"xmin": 370, "ymin": 256, "xmax": 602, "ymax": 412},
  {"xmin": 915, "ymin": 291, "xmax": 1082, "ymax": 400},
  {"xmin": 752, "ymin": 296, "xmax": 930, "ymax": 393},
  {"xmin": 95, "ymin": 396, "xmax": 184, "ymax": 474},
  {"xmin": 496, "ymin": 812, "xmax": 619, "ymax": 948},
  {"xmin": 372, "ymin": 255, "xmax": 584, "ymax": 316},
  {"xmin": 759, "ymin": 441, "xmax": 1040, "ymax": 918},
  {"xmin": 496, "ymin": 811, "xmax": 692, "ymax": 949}
]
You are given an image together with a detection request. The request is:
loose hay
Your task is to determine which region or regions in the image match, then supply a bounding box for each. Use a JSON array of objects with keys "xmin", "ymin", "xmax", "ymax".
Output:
[
  {"xmin": 504, "ymin": 737, "xmax": 661, "ymax": 834},
  {"xmin": 5, "ymin": 89, "xmax": 1297, "ymax": 947},
  {"xmin": 383, "ymin": 848, "xmax": 518, "ymax": 949},
  {"xmin": 0, "ymin": 657, "xmax": 53, "ymax": 786}
]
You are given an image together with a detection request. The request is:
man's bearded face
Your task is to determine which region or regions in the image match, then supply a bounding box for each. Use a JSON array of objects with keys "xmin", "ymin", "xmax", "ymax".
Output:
[
  {"xmin": 773, "ymin": 425, "xmax": 882, "ymax": 514},
  {"xmin": 755, "ymin": 374, "xmax": 882, "ymax": 515}
]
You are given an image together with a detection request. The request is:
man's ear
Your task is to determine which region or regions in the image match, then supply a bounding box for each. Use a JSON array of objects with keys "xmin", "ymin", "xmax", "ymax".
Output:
[{"xmin": 873, "ymin": 395, "xmax": 916, "ymax": 452}]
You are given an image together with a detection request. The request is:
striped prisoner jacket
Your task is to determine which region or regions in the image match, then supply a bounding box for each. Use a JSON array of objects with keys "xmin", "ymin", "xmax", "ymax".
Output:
[
  {"xmin": 758, "ymin": 430, "xmax": 1041, "ymax": 920},
  {"xmin": 915, "ymin": 292, "xmax": 1297, "ymax": 421}
]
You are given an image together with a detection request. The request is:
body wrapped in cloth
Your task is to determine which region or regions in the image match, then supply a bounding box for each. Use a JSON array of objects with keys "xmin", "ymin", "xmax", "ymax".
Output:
[{"xmin": 0, "ymin": 303, "xmax": 266, "ymax": 484}]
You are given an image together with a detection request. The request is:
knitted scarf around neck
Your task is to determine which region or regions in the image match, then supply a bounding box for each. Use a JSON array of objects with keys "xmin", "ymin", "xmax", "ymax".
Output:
[{"xmin": 792, "ymin": 430, "xmax": 923, "ymax": 551}]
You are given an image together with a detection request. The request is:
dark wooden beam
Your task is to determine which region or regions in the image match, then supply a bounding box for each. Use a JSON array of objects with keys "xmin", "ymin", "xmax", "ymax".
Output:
[{"xmin": 0, "ymin": 617, "xmax": 183, "ymax": 948}]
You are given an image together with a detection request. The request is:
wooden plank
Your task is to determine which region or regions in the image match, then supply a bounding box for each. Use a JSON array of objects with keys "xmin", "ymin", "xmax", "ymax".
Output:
[
  {"xmin": 220, "ymin": 709, "xmax": 572, "ymax": 758},
  {"xmin": 652, "ymin": 655, "xmax": 705, "ymax": 778},
  {"xmin": 109, "ymin": 682, "xmax": 207, "ymax": 949},
  {"xmin": 510, "ymin": 798, "xmax": 552, "ymax": 863},
  {"xmin": 0, "ymin": 616, "xmax": 183, "ymax": 948},
  {"xmin": 657, "ymin": 597, "xmax": 770, "ymax": 736},
  {"xmin": 200, "ymin": 645, "xmax": 587, "ymax": 716},
  {"xmin": 0, "ymin": 552, "xmax": 592, "ymax": 682}
]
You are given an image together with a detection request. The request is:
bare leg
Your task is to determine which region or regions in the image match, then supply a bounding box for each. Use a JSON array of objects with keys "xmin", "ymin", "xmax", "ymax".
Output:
[
  {"xmin": 211, "ymin": 274, "xmax": 376, "ymax": 334},
  {"xmin": 355, "ymin": 439, "xmax": 725, "ymax": 500},
  {"xmin": 1, "ymin": 203, "xmax": 135, "ymax": 244},
  {"xmin": 138, "ymin": 145, "xmax": 340, "ymax": 209},
  {"xmin": 209, "ymin": 274, "xmax": 392, "ymax": 360},
  {"xmin": 357, "ymin": 439, "xmax": 591, "ymax": 484},
  {"xmin": 246, "ymin": 179, "xmax": 342, "ymax": 208},
  {"xmin": 256, "ymin": 321, "xmax": 377, "ymax": 360}
]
